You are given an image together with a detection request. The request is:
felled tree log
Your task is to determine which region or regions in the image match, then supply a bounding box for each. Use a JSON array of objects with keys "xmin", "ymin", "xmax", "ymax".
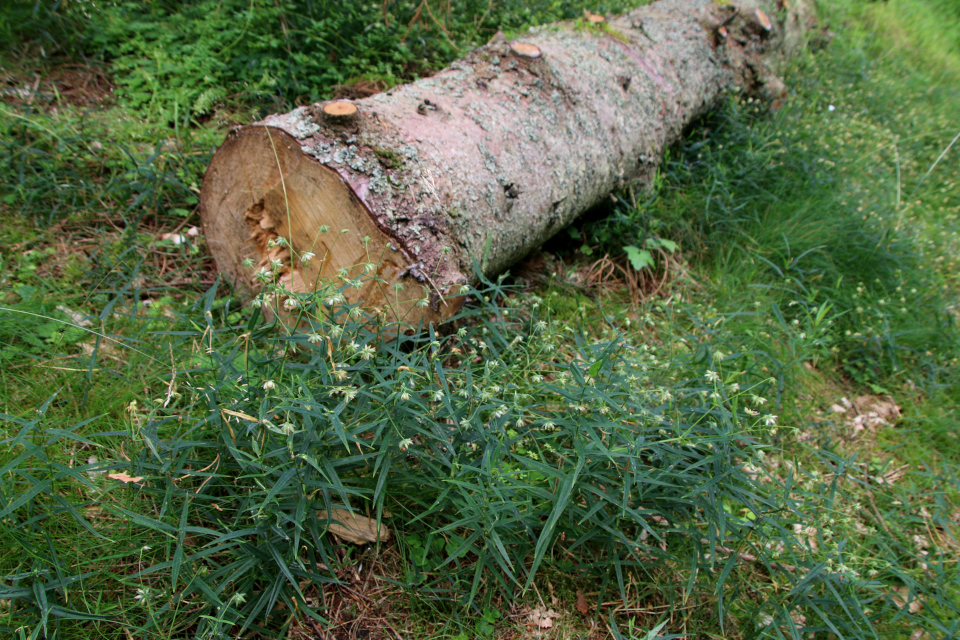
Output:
[{"xmin": 201, "ymin": 0, "xmax": 812, "ymax": 324}]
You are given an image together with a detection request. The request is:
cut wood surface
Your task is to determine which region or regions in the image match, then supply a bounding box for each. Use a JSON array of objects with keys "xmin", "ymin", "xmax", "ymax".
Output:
[{"xmin": 201, "ymin": 0, "xmax": 813, "ymax": 325}]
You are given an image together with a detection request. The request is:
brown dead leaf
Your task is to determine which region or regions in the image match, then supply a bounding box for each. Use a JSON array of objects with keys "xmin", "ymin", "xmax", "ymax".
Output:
[
  {"xmin": 529, "ymin": 607, "xmax": 560, "ymax": 630},
  {"xmin": 322, "ymin": 507, "xmax": 391, "ymax": 545},
  {"xmin": 793, "ymin": 524, "xmax": 819, "ymax": 552},
  {"xmin": 576, "ymin": 590, "xmax": 589, "ymax": 616},
  {"xmin": 842, "ymin": 395, "xmax": 901, "ymax": 440},
  {"xmin": 893, "ymin": 586, "xmax": 923, "ymax": 614},
  {"xmin": 108, "ymin": 472, "xmax": 144, "ymax": 484},
  {"xmin": 853, "ymin": 395, "xmax": 901, "ymax": 424}
]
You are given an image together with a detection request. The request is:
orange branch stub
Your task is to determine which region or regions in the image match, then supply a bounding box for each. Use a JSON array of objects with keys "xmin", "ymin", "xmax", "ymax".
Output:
[{"xmin": 509, "ymin": 42, "xmax": 542, "ymax": 58}]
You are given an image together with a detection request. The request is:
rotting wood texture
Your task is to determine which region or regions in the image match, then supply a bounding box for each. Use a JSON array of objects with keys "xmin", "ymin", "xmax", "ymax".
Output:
[{"xmin": 201, "ymin": 0, "xmax": 813, "ymax": 325}]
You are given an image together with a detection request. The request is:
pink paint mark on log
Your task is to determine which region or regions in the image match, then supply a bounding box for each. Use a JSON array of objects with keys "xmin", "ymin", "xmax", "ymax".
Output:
[
  {"xmin": 341, "ymin": 170, "xmax": 370, "ymax": 202},
  {"xmin": 610, "ymin": 40, "xmax": 674, "ymax": 97}
]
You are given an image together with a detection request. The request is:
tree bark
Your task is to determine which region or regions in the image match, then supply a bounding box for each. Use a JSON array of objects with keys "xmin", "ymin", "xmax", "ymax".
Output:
[{"xmin": 200, "ymin": 0, "xmax": 812, "ymax": 324}]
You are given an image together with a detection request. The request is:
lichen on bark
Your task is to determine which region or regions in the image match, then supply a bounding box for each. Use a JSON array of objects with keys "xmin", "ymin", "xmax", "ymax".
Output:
[{"xmin": 201, "ymin": 0, "xmax": 813, "ymax": 324}]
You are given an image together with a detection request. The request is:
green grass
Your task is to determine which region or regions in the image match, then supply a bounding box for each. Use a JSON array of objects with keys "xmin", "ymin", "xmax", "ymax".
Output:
[{"xmin": 1, "ymin": 0, "xmax": 960, "ymax": 638}]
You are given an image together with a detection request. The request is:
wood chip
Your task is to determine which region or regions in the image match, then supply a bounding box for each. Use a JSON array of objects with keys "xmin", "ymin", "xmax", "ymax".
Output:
[
  {"xmin": 755, "ymin": 8, "xmax": 773, "ymax": 31},
  {"xmin": 510, "ymin": 42, "xmax": 541, "ymax": 58}
]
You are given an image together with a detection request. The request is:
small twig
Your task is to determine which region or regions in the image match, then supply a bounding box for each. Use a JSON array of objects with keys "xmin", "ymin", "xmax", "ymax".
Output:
[
  {"xmin": 703, "ymin": 539, "xmax": 797, "ymax": 572},
  {"xmin": 383, "ymin": 618, "xmax": 405, "ymax": 640},
  {"xmin": 913, "ymin": 127, "xmax": 960, "ymax": 194},
  {"xmin": 163, "ymin": 344, "xmax": 177, "ymax": 408},
  {"xmin": 421, "ymin": 0, "xmax": 456, "ymax": 45},
  {"xmin": 307, "ymin": 617, "xmax": 327, "ymax": 639},
  {"xmin": 865, "ymin": 490, "xmax": 893, "ymax": 537},
  {"xmin": 401, "ymin": 0, "xmax": 426, "ymax": 43},
  {"xmin": 25, "ymin": 74, "xmax": 41, "ymax": 105},
  {"xmin": 893, "ymin": 141, "xmax": 901, "ymax": 211}
]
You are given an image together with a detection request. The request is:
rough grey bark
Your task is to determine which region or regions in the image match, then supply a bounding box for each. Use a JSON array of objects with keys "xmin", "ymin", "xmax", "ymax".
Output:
[{"xmin": 201, "ymin": 0, "xmax": 812, "ymax": 324}]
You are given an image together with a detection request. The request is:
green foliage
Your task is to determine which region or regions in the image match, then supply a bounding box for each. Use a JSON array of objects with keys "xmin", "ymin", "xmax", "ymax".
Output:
[
  {"xmin": 3, "ymin": 265, "xmax": 957, "ymax": 637},
  {"xmin": 0, "ymin": 106, "xmax": 212, "ymax": 226},
  {"xmin": 583, "ymin": 76, "xmax": 958, "ymax": 384},
  {"xmin": 115, "ymin": 266, "xmax": 790, "ymax": 635},
  {"xmin": 1, "ymin": 0, "xmax": 960, "ymax": 638},
  {"xmin": 0, "ymin": 0, "xmax": 91, "ymax": 58},
  {"xmin": 2, "ymin": 0, "xmax": 652, "ymax": 120}
]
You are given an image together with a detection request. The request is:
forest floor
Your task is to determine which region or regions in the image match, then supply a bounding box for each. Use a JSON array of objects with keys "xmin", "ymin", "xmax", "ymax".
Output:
[{"xmin": 1, "ymin": 0, "xmax": 959, "ymax": 639}]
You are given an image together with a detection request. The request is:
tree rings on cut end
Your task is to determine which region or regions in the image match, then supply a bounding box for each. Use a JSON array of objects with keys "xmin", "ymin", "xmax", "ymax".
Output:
[
  {"xmin": 321, "ymin": 100, "xmax": 359, "ymax": 122},
  {"xmin": 754, "ymin": 8, "xmax": 773, "ymax": 31},
  {"xmin": 510, "ymin": 42, "xmax": 541, "ymax": 58}
]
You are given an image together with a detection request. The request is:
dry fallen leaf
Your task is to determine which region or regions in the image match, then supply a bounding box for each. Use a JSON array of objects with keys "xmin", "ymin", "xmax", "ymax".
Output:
[
  {"xmin": 576, "ymin": 590, "xmax": 589, "ymax": 616},
  {"xmin": 222, "ymin": 408, "xmax": 260, "ymax": 423},
  {"xmin": 853, "ymin": 395, "xmax": 901, "ymax": 424},
  {"xmin": 529, "ymin": 607, "xmax": 560, "ymax": 629},
  {"xmin": 56, "ymin": 305, "xmax": 92, "ymax": 328},
  {"xmin": 841, "ymin": 395, "xmax": 901, "ymax": 440},
  {"xmin": 794, "ymin": 524, "xmax": 819, "ymax": 552},
  {"xmin": 893, "ymin": 586, "xmax": 923, "ymax": 614},
  {"xmin": 322, "ymin": 507, "xmax": 391, "ymax": 545},
  {"xmin": 108, "ymin": 472, "xmax": 144, "ymax": 484}
]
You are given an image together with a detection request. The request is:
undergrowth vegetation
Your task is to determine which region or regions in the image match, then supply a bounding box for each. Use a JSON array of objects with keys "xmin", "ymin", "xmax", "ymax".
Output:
[
  {"xmin": 3, "ymin": 0, "xmax": 651, "ymax": 120},
  {"xmin": 1, "ymin": 0, "xmax": 959, "ymax": 638}
]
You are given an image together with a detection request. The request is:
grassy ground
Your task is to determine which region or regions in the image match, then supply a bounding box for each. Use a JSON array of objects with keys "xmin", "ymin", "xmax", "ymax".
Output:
[{"xmin": 1, "ymin": 0, "xmax": 958, "ymax": 638}]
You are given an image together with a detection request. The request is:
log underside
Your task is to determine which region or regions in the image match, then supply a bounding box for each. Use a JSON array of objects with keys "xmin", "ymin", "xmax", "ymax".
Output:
[{"xmin": 200, "ymin": 0, "xmax": 813, "ymax": 325}]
